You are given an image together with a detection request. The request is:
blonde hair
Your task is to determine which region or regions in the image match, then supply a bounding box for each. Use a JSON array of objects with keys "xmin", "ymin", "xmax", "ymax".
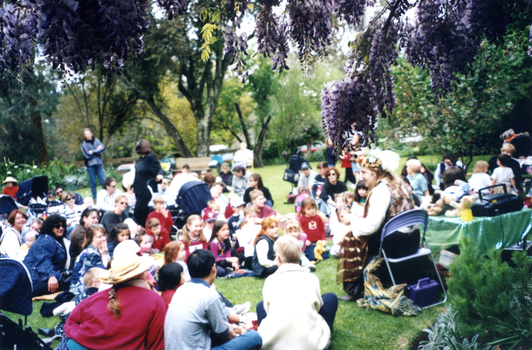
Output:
[
  {"xmin": 297, "ymin": 185, "xmax": 309, "ymax": 194},
  {"xmin": 153, "ymin": 195, "xmax": 165, "ymax": 204},
  {"xmin": 336, "ymin": 206, "xmax": 351, "ymax": 222},
  {"xmin": 114, "ymin": 194, "xmax": 128, "ymax": 204},
  {"xmin": 284, "ymin": 220, "xmax": 301, "ymax": 235},
  {"xmin": 164, "ymin": 241, "xmax": 184, "ymax": 264},
  {"xmin": 61, "ymin": 191, "xmax": 75, "ymax": 203},
  {"xmin": 207, "ymin": 200, "xmax": 220, "ymax": 210},
  {"xmin": 406, "ymin": 159, "xmax": 422, "ymax": 173},
  {"xmin": 182, "ymin": 215, "xmax": 206, "ymax": 245},
  {"xmin": 473, "ymin": 160, "xmax": 489, "ymax": 173},
  {"xmin": 249, "ymin": 189, "xmax": 264, "ymax": 201},
  {"xmin": 274, "ymin": 236, "xmax": 301, "ymax": 264},
  {"xmin": 254, "ymin": 217, "xmax": 279, "ymax": 246},
  {"xmin": 335, "ymin": 192, "xmax": 347, "ymax": 204},
  {"xmin": 83, "ymin": 267, "xmax": 103, "ymax": 288},
  {"xmin": 500, "ymin": 143, "xmax": 516, "ymax": 155}
]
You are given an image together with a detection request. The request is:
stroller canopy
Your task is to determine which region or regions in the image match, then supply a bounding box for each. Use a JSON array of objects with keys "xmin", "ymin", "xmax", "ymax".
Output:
[
  {"xmin": 176, "ymin": 181, "xmax": 212, "ymax": 216},
  {"xmin": 0, "ymin": 195, "xmax": 18, "ymax": 215},
  {"xmin": 289, "ymin": 154, "xmax": 307, "ymax": 172},
  {"xmin": 16, "ymin": 176, "xmax": 48, "ymax": 206},
  {"xmin": 0, "ymin": 258, "xmax": 33, "ymax": 316}
]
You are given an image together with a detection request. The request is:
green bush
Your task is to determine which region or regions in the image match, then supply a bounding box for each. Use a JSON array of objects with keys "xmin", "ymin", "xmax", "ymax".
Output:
[{"xmin": 449, "ymin": 236, "xmax": 532, "ymax": 345}]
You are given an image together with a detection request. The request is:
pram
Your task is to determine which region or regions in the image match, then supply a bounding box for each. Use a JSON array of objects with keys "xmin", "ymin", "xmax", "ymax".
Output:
[
  {"xmin": 0, "ymin": 258, "xmax": 51, "ymax": 349},
  {"xmin": 0, "ymin": 195, "xmax": 18, "ymax": 221},
  {"xmin": 16, "ymin": 175, "xmax": 49, "ymax": 217},
  {"xmin": 283, "ymin": 153, "xmax": 307, "ymax": 203}
]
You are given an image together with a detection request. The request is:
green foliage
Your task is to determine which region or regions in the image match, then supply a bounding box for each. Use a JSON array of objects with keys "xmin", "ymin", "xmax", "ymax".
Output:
[
  {"xmin": 388, "ymin": 25, "xmax": 532, "ymax": 170},
  {"xmin": 448, "ymin": 237, "xmax": 532, "ymax": 344},
  {"xmin": 419, "ymin": 309, "xmax": 495, "ymax": 350}
]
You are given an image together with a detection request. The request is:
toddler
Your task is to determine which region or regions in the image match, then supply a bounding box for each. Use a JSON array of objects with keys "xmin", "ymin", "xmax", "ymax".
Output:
[
  {"xmin": 235, "ymin": 207, "xmax": 261, "ymax": 270},
  {"xmin": 181, "ymin": 214, "xmax": 208, "ymax": 262},
  {"xmin": 406, "ymin": 158, "xmax": 430, "ymax": 198},
  {"xmin": 295, "ymin": 185, "xmax": 310, "ymax": 213},
  {"xmin": 20, "ymin": 231, "xmax": 36, "ymax": 251},
  {"xmin": 158, "ymin": 262, "xmax": 184, "ymax": 309},
  {"xmin": 335, "ymin": 192, "xmax": 348, "ymax": 208},
  {"xmin": 252, "ymin": 217, "xmax": 280, "ymax": 278},
  {"xmin": 107, "ymin": 223, "xmax": 130, "ymax": 257},
  {"xmin": 137, "ymin": 233, "xmax": 155, "ymax": 254},
  {"xmin": 202, "ymin": 208, "xmax": 217, "ymax": 241},
  {"xmin": 83, "ymin": 197, "xmax": 94, "ymax": 208},
  {"xmin": 207, "ymin": 200, "xmax": 221, "ymax": 218},
  {"xmin": 284, "ymin": 220, "xmax": 314, "ymax": 270},
  {"xmin": 344, "ymin": 191, "xmax": 355, "ymax": 208},
  {"xmin": 164, "ymin": 241, "xmax": 190, "ymax": 282},
  {"xmin": 492, "ymin": 154, "xmax": 517, "ymax": 194},
  {"xmin": 23, "ymin": 218, "xmax": 42, "ymax": 243},
  {"xmin": 227, "ymin": 198, "xmax": 245, "ymax": 241},
  {"xmin": 297, "ymin": 198, "xmax": 328, "ymax": 261},
  {"xmin": 146, "ymin": 217, "xmax": 170, "ymax": 251},
  {"xmin": 209, "ymin": 220, "xmax": 241, "ymax": 277},
  {"xmin": 330, "ymin": 206, "xmax": 351, "ymax": 256},
  {"xmin": 352, "ymin": 181, "xmax": 368, "ymax": 216},
  {"xmin": 468, "ymin": 160, "xmax": 491, "ymax": 194}
]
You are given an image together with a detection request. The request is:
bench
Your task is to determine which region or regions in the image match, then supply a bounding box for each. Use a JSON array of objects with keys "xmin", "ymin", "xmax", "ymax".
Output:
[{"xmin": 173, "ymin": 157, "xmax": 212, "ymax": 174}]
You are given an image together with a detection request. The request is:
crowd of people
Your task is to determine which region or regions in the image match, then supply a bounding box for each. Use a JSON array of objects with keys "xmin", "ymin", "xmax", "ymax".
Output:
[{"xmin": 1, "ymin": 127, "xmax": 531, "ymax": 349}]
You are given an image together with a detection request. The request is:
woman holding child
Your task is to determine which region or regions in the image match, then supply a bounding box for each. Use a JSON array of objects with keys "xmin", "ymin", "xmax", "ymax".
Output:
[{"xmin": 337, "ymin": 149, "xmax": 416, "ymax": 301}]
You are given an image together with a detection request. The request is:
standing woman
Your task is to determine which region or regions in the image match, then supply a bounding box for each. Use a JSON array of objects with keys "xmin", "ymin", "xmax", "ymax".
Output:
[
  {"xmin": 243, "ymin": 174, "xmax": 274, "ymax": 207},
  {"xmin": 0, "ymin": 209, "xmax": 28, "ymax": 261},
  {"xmin": 337, "ymin": 149, "xmax": 416, "ymax": 301},
  {"xmin": 133, "ymin": 140, "xmax": 164, "ymax": 226},
  {"xmin": 325, "ymin": 138, "xmax": 337, "ymax": 168},
  {"xmin": 23, "ymin": 214, "xmax": 71, "ymax": 297}
]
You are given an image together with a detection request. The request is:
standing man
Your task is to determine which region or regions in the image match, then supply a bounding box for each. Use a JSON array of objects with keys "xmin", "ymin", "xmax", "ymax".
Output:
[{"xmin": 81, "ymin": 128, "xmax": 106, "ymax": 203}]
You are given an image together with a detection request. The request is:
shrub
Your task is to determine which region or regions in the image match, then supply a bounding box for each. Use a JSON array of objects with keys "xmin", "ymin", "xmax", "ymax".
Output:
[{"xmin": 449, "ymin": 236, "xmax": 532, "ymax": 345}]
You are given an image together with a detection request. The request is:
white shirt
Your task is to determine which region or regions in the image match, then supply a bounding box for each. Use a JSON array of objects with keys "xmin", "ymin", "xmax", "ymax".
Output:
[
  {"xmin": 350, "ymin": 181, "xmax": 390, "ymax": 238},
  {"xmin": 96, "ymin": 189, "xmax": 123, "ymax": 211},
  {"xmin": 492, "ymin": 167, "xmax": 514, "ymax": 186},
  {"xmin": 236, "ymin": 224, "xmax": 261, "ymax": 257},
  {"xmin": 468, "ymin": 173, "xmax": 492, "ymax": 193},
  {"xmin": 0, "ymin": 227, "xmax": 24, "ymax": 261}
]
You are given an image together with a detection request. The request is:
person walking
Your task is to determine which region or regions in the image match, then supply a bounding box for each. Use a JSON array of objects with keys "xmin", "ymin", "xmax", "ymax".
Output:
[{"xmin": 81, "ymin": 128, "xmax": 106, "ymax": 203}]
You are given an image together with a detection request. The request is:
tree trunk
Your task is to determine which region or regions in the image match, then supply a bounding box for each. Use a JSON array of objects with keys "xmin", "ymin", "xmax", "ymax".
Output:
[
  {"xmin": 253, "ymin": 116, "xmax": 272, "ymax": 168},
  {"xmin": 29, "ymin": 98, "xmax": 49, "ymax": 165},
  {"xmin": 235, "ymin": 103, "xmax": 252, "ymax": 147}
]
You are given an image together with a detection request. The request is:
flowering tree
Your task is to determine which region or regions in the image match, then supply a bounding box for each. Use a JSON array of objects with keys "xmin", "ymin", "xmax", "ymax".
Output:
[{"xmin": 1, "ymin": 0, "xmax": 531, "ymax": 147}]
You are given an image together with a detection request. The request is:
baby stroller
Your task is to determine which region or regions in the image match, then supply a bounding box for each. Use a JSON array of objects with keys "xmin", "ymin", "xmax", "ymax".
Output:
[
  {"xmin": 283, "ymin": 153, "xmax": 307, "ymax": 203},
  {"xmin": 169, "ymin": 178, "xmax": 212, "ymax": 234},
  {"xmin": 16, "ymin": 175, "xmax": 49, "ymax": 217},
  {"xmin": 0, "ymin": 195, "xmax": 18, "ymax": 221},
  {"xmin": 0, "ymin": 258, "xmax": 51, "ymax": 349}
]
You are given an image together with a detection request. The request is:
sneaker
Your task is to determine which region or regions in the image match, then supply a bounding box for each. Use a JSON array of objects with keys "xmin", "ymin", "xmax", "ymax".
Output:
[
  {"xmin": 305, "ymin": 265, "xmax": 316, "ymax": 272},
  {"xmin": 348, "ymin": 182, "xmax": 356, "ymax": 190},
  {"xmin": 232, "ymin": 301, "xmax": 250, "ymax": 315},
  {"xmin": 239, "ymin": 312, "xmax": 258, "ymax": 324}
]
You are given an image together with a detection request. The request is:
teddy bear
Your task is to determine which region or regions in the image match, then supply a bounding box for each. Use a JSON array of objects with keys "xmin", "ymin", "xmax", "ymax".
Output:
[
  {"xmin": 425, "ymin": 193, "xmax": 444, "ymax": 216},
  {"xmin": 313, "ymin": 240, "xmax": 327, "ymax": 262},
  {"xmin": 444, "ymin": 195, "xmax": 476, "ymax": 217}
]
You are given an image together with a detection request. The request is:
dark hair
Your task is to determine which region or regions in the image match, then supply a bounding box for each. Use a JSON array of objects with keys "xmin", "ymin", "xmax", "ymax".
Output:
[
  {"xmin": 158, "ymin": 262, "xmax": 184, "ymax": 292},
  {"xmin": 108, "ymin": 223, "xmax": 129, "ymax": 246},
  {"xmin": 208, "ymin": 220, "xmax": 231, "ymax": 251},
  {"xmin": 83, "ymin": 224, "xmax": 107, "ymax": 250},
  {"xmin": 442, "ymin": 167, "xmax": 466, "ymax": 189},
  {"xmin": 41, "ymin": 214, "xmax": 67, "ymax": 240},
  {"xmin": 182, "ymin": 164, "xmax": 190, "ymax": 170},
  {"xmin": 7, "ymin": 209, "xmax": 28, "ymax": 227},
  {"xmin": 300, "ymin": 197, "xmax": 317, "ymax": 216},
  {"xmin": 187, "ymin": 249, "xmax": 215, "ymax": 279},
  {"xmin": 317, "ymin": 161, "xmax": 328, "ymax": 170},
  {"xmin": 135, "ymin": 139, "xmax": 152, "ymax": 155},
  {"xmin": 204, "ymin": 173, "xmax": 216, "ymax": 186},
  {"xmin": 249, "ymin": 173, "xmax": 265, "ymax": 190},
  {"xmin": 497, "ymin": 154, "xmax": 513, "ymax": 167},
  {"xmin": 354, "ymin": 180, "xmax": 368, "ymax": 202},
  {"xmin": 103, "ymin": 177, "xmax": 116, "ymax": 189},
  {"xmin": 80, "ymin": 208, "xmax": 100, "ymax": 226},
  {"xmin": 232, "ymin": 165, "xmax": 246, "ymax": 176}
]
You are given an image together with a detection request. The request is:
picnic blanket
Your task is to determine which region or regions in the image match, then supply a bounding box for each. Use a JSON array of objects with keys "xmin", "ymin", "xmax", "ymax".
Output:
[
  {"xmin": 356, "ymin": 256, "xmax": 420, "ymax": 316},
  {"xmin": 217, "ymin": 269, "xmax": 256, "ymax": 279}
]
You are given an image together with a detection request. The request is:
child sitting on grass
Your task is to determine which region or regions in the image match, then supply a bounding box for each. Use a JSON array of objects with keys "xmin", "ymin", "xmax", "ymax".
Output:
[
  {"xmin": 107, "ymin": 223, "xmax": 130, "ymax": 257},
  {"xmin": 146, "ymin": 217, "xmax": 170, "ymax": 252},
  {"xmin": 252, "ymin": 217, "xmax": 280, "ymax": 278},
  {"xmin": 235, "ymin": 206, "xmax": 261, "ymax": 270},
  {"xmin": 227, "ymin": 197, "xmax": 245, "ymax": 241},
  {"xmin": 181, "ymin": 214, "xmax": 208, "ymax": 262},
  {"xmin": 468, "ymin": 160, "xmax": 492, "ymax": 195},
  {"xmin": 330, "ymin": 206, "xmax": 351, "ymax": 257},
  {"xmin": 295, "ymin": 185, "xmax": 310, "ymax": 213},
  {"xmin": 164, "ymin": 241, "xmax": 190, "ymax": 282},
  {"xmin": 284, "ymin": 220, "xmax": 315, "ymax": 271},
  {"xmin": 298, "ymin": 197, "xmax": 329, "ymax": 261},
  {"xmin": 209, "ymin": 220, "xmax": 241, "ymax": 277},
  {"xmin": 202, "ymin": 208, "xmax": 217, "ymax": 241},
  {"xmin": 158, "ymin": 262, "xmax": 184, "ymax": 308}
]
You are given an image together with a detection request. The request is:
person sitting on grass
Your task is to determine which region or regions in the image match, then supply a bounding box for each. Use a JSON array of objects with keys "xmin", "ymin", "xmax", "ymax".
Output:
[
  {"xmin": 252, "ymin": 217, "xmax": 280, "ymax": 278},
  {"xmin": 100, "ymin": 195, "xmax": 129, "ymax": 234},
  {"xmin": 146, "ymin": 217, "xmax": 170, "ymax": 253},
  {"xmin": 96, "ymin": 177, "xmax": 123, "ymax": 212},
  {"xmin": 227, "ymin": 197, "xmax": 245, "ymax": 240},
  {"xmin": 164, "ymin": 249, "xmax": 263, "ymax": 350},
  {"xmin": 146, "ymin": 195, "xmax": 174, "ymax": 239},
  {"xmin": 250, "ymin": 190, "xmax": 281, "ymax": 222},
  {"xmin": 405, "ymin": 158, "xmax": 430, "ymax": 199},
  {"xmin": 297, "ymin": 197, "xmax": 328, "ymax": 261},
  {"xmin": 208, "ymin": 220, "xmax": 242, "ymax": 277},
  {"xmin": 159, "ymin": 262, "xmax": 184, "ymax": 309},
  {"xmin": 107, "ymin": 223, "xmax": 130, "ymax": 257},
  {"xmin": 256, "ymin": 236, "xmax": 338, "ymax": 350}
]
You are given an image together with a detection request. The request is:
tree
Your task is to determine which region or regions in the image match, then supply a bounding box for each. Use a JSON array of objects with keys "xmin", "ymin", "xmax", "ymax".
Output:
[{"xmin": 387, "ymin": 25, "xmax": 532, "ymax": 170}]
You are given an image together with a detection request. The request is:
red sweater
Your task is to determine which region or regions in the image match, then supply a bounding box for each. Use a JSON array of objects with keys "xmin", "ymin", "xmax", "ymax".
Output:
[
  {"xmin": 146, "ymin": 230, "xmax": 171, "ymax": 251},
  {"xmin": 2, "ymin": 186, "xmax": 18, "ymax": 199},
  {"xmin": 183, "ymin": 238, "xmax": 208, "ymax": 262},
  {"xmin": 65, "ymin": 286, "xmax": 166, "ymax": 350},
  {"xmin": 298, "ymin": 214, "xmax": 326, "ymax": 242}
]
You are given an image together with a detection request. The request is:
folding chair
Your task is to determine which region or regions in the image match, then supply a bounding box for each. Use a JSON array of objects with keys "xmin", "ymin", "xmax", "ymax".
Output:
[{"xmin": 378, "ymin": 209, "xmax": 447, "ymax": 309}]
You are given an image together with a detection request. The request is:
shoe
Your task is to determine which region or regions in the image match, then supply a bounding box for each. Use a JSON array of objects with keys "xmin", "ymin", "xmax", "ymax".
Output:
[
  {"xmin": 337, "ymin": 295, "xmax": 355, "ymax": 302},
  {"xmin": 306, "ymin": 265, "xmax": 316, "ymax": 272},
  {"xmin": 232, "ymin": 301, "xmax": 250, "ymax": 315},
  {"xmin": 38, "ymin": 328, "xmax": 55, "ymax": 337},
  {"xmin": 225, "ymin": 267, "xmax": 234, "ymax": 273}
]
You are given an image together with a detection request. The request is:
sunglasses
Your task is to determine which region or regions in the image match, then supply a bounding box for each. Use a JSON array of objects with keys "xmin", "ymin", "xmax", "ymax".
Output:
[
  {"xmin": 54, "ymin": 224, "xmax": 65, "ymax": 229},
  {"xmin": 66, "ymin": 197, "xmax": 75, "ymax": 201},
  {"xmin": 55, "ymin": 190, "xmax": 63, "ymax": 195},
  {"xmin": 328, "ymin": 173, "xmax": 337, "ymax": 177},
  {"xmin": 110, "ymin": 184, "xmax": 117, "ymax": 188}
]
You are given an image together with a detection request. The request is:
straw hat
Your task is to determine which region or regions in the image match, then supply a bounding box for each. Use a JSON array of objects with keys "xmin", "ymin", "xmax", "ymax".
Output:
[
  {"xmin": 3, "ymin": 176, "xmax": 18, "ymax": 184},
  {"xmin": 100, "ymin": 251, "xmax": 154, "ymax": 285}
]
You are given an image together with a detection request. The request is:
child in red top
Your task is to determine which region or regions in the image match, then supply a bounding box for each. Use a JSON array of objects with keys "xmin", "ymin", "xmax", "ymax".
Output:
[
  {"xmin": 146, "ymin": 195, "xmax": 174, "ymax": 238},
  {"xmin": 208, "ymin": 220, "xmax": 241, "ymax": 277},
  {"xmin": 158, "ymin": 262, "xmax": 184, "ymax": 309},
  {"xmin": 146, "ymin": 218, "xmax": 170, "ymax": 251},
  {"xmin": 297, "ymin": 197, "xmax": 329, "ymax": 261},
  {"xmin": 181, "ymin": 214, "xmax": 208, "ymax": 262}
]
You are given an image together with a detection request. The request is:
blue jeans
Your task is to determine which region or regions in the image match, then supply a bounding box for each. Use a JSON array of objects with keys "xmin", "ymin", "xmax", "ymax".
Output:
[
  {"xmin": 86, "ymin": 164, "xmax": 106, "ymax": 200},
  {"xmin": 304, "ymin": 242, "xmax": 330, "ymax": 261},
  {"xmin": 212, "ymin": 330, "xmax": 262, "ymax": 350},
  {"xmin": 257, "ymin": 293, "xmax": 338, "ymax": 333}
]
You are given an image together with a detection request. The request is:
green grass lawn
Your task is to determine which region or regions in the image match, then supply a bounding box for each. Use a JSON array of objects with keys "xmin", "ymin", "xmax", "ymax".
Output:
[{"xmin": 9, "ymin": 158, "xmax": 461, "ymax": 349}]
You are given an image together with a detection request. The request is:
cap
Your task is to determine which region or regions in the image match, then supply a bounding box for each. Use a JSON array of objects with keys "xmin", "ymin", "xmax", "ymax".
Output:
[
  {"xmin": 202, "ymin": 208, "xmax": 217, "ymax": 222},
  {"xmin": 301, "ymin": 163, "xmax": 310, "ymax": 170},
  {"xmin": 230, "ymin": 197, "xmax": 245, "ymax": 208}
]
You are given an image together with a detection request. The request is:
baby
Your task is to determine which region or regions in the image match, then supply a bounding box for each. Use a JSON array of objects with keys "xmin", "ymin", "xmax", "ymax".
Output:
[{"xmin": 20, "ymin": 231, "xmax": 36, "ymax": 251}]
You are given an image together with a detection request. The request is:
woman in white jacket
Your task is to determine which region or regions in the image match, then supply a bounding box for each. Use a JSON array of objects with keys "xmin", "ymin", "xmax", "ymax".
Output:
[{"xmin": 256, "ymin": 236, "xmax": 338, "ymax": 350}]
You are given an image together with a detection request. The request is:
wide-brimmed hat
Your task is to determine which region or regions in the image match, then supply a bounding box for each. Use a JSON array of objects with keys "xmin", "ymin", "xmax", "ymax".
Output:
[
  {"xmin": 100, "ymin": 251, "xmax": 154, "ymax": 285},
  {"xmin": 3, "ymin": 176, "xmax": 18, "ymax": 184}
]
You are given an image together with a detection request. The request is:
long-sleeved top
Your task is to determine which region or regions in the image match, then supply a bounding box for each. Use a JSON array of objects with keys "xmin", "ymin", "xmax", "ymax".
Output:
[
  {"xmin": 325, "ymin": 146, "xmax": 337, "ymax": 165},
  {"xmin": 298, "ymin": 214, "xmax": 326, "ymax": 242},
  {"xmin": 209, "ymin": 238, "xmax": 231, "ymax": 263},
  {"xmin": 23, "ymin": 234, "xmax": 69, "ymax": 285},
  {"xmin": 312, "ymin": 175, "xmax": 326, "ymax": 198},
  {"xmin": 133, "ymin": 153, "xmax": 164, "ymax": 198},
  {"xmin": 96, "ymin": 189, "xmax": 123, "ymax": 212},
  {"xmin": 297, "ymin": 170, "xmax": 318, "ymax": 190},
  {"xmin": 253, "ymin": 236, "xmax": 276, "ymax": 276},
  {"xmin": 183, "ymin": 238, "xmax": 208, "ymax": 262},
  {"xmin": 320, "ymin": 180, "xmax": 347, "ymax": 202},
  {"xmin": 146, "ymin": 211, "xmax": 174, "ymax": 235},
  {"xmin": 65, "ymin": 285, "xmax": 166, "ymax": 350},
  {"xmin": 69, "ymin": 225, "xmax": 88, "ymax": 269},
  {"xmin": 70, "ymin": 245, "xmax": 106, "ymax": 295},
  {"xmin": 81, "ymin": 138, "xmax": 105, "ymax": 167},
  {"xmin": 100, "ymin": 210, "xmax": 128, "ymax": 235},
  {"xmin": 243, "ymin": 186, "xmax": 274, "ymax": 206},
  {"xmin": 232, "ymin": 172, "xmax": 250, "ymax": 197},
  {"xmin": 0, "ymin": 227, "xmax": 24, "ymax": 261}
]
